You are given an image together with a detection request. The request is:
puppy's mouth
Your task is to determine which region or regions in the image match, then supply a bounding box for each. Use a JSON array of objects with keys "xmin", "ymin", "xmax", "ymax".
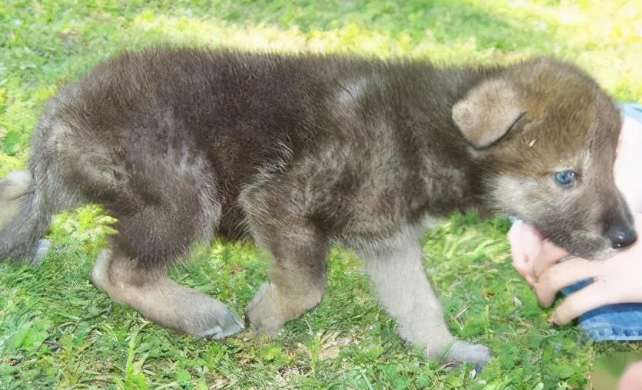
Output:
[{"xmin": 511, "ymin": 216, "xmax": 614, "ymax": 260}]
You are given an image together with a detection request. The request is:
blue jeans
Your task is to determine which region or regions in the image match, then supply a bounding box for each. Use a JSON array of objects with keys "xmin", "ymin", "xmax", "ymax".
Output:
[{"xmin": 561, "ymin": 103, "xmax": 642, "ymax": 342}]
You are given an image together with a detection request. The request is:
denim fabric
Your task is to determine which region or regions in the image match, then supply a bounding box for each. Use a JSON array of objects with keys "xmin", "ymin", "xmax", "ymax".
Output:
[
  {"xmin": 560, "ymin": 103, "xmax": 642, "ymax": 342},
  {"xmin": 562, "ymin": 280, "xmax": 642, "ymax": 341}
]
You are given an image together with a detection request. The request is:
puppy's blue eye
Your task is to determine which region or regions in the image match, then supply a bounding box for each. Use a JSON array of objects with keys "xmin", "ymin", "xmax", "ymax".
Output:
[{"xmin": 553, "ymin": 170, "xmax": 577, "ymax": 188}]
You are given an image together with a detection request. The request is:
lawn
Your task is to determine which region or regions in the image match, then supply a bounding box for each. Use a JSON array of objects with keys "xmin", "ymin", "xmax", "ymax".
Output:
[{"xmin": 1, "ymin": 0, "xmax": 642, "ymax": 388}]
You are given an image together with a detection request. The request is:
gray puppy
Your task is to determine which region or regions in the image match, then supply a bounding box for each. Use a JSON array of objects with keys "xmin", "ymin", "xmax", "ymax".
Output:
[{"xmin": 0, "ymin": 49, "xmax": 635, "ymax": 369}]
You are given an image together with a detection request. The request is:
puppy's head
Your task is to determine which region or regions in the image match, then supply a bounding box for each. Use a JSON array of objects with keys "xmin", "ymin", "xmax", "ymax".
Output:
[{"xmin": 454, "ymin": 57, "xmax": 636, "ymax": 258}]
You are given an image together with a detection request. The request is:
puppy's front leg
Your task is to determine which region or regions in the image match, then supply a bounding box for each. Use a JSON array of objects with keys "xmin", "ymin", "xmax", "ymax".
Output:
[{"xmin": 364, "ymin": 238, "xmax": 491, "ymax": 369}]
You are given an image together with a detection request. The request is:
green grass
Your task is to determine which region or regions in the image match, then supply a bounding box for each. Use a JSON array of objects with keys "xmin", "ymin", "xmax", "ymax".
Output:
[{"xmin": 1, "ymin": 0, "xmax": 642, "ymax": 388}]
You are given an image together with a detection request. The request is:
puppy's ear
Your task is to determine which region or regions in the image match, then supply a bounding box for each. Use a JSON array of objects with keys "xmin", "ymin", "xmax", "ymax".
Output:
[{"xmin": 453, "ymin": 79, "xmax": 525, "ymax": 149}]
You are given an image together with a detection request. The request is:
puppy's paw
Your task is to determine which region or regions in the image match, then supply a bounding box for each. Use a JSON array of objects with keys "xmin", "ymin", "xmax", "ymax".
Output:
[
  {"xmin": 444, "ymin": 340, "xmax": 492, "ymax": 372},
  {"xmin": 245, "ymin": 283, "xmax": 285, "ymax": 337},
  {"xmin": 194, "ymin": 304, "xmax": 245, "ymax": 340}
]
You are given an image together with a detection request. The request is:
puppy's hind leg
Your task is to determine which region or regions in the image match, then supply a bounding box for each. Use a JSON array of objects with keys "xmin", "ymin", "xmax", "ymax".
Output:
[
  {"xmin": 363, "ymin": 238, "xmax": 491, "ymax": 370},
  {"xmin": 91, "ymin": 245, "xmax": 244, "ymax": 339},
  {"xmin": 84, "ymin": 150, "xmax": 244, "ymax": 338}
]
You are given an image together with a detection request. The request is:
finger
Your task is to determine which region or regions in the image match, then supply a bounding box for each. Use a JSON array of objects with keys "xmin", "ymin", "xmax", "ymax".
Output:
[
  {"xmin": 509, "ymin": 222, "xmax": 544, "ymax": 284},
  {"xmin": 512, "ymin": 254, "xmax": 531, "ymax": 279},
  {"xmin": 619, "ymin": 361, "xmax": 642, "ymax": 390},
  {"xmin": 551, "ymin": 280, "xmax": 616, "ymax": 325},
  {"xmin": 515, "ymin": 267, "xmax": 536, "ymax": 286},
  {"xmin": 532, "ymin": 241, "xmax": 569, "ymax": 279},
  {"xmin": 525, "ymin": 273, "xmax": 535, "ymax": 286},
  {"xmin": 511, "ymin": 255, "xmax": 538, "ymax": 287},
  {"xmin": 535, "ymin": 258, "xmax": 602, "ymax": 307},
  {"xmin": 508, "ymin": 221, "xmax": 543, "ymax": 256}
]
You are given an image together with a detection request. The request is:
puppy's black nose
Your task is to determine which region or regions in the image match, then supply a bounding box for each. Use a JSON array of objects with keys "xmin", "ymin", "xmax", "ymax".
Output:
[{"xmin": 607, "ymin": 225, "xmax": 637, "ymax": 249}]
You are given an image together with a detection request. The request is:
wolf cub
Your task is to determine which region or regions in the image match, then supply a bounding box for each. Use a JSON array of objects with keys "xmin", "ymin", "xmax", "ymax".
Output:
[{"xmin": 0, "ymin": 49, "xmax": 634, "ymax": 369}]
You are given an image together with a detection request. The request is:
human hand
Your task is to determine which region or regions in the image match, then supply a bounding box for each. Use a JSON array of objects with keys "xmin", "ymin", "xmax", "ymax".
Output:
[
  {"xmin": 534, "ymin": 213, "xmax": 642, "ymax": 324},
  {"xmin": 508, "ymin": 220, "xmax": 568, "ymax": 287}
]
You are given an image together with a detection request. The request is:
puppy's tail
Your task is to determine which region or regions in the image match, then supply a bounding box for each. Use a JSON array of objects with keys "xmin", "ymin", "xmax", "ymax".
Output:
[
  {"xmin": 0, "ymin": 167, "xmax": 78, "ymax": 264},
  {"xmin": 0, "ymin": 171, "xmax": 50, "ymax": 263}
]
